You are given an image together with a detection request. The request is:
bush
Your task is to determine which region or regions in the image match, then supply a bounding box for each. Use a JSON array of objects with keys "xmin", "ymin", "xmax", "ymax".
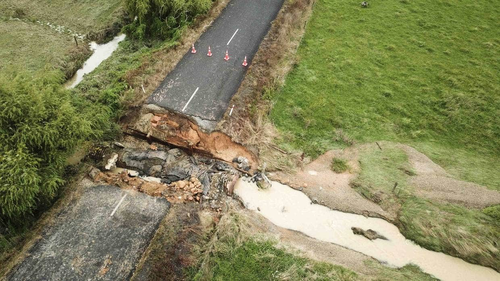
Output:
[
  {"xmin": 0, "ymin": 71, "xmax": 107, "ymax": 218},
  {"xmin": 124, "ymin": 0, "xmax": 212, "ymax": 40}
]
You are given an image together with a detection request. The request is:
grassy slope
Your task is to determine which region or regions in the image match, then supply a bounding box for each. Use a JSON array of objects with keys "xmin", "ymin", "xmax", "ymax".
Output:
[
  {"xmin": 0, "ymin": 0, "xmax": 123, "ymax": 76},
  {"xmin": 270, "ymin": 0, "xmax": 500, "ymax": 189},
  {"xmin": 0, "ymin": 19, "xmax": 92, "ymax": 78},
  {"xmin": 352, "ymin": 143, "xmax": 499, "ymax": 270},
  {"xmin": 0, "ymin": 20, "xmax": 74, "ymax": 73},
  {"xmin": 0, "ymin": 0, "xmax": 123, "ymax": 34}
]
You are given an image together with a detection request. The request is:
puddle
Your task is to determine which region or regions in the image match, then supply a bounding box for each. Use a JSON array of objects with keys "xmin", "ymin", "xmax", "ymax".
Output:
[
  {"xmin": 234, "ymin": 180, "xmax": 500, "ymax": 281},
  {"xmin": 65, "ymin": 34, "xmax": 126, "ymax": 88}
]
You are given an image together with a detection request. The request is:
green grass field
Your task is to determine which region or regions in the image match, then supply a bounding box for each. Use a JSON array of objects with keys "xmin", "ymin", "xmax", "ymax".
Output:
[
  {"xmin": 0, "ymin": 0, "xmax": 124, "ymax": 77},
  {"xmin": 352, "ymin": 143, "xmax": 499, "ymax": 270},
  {"xmin": 0, "ymin": 0, "xmax": 123, "ymax": 34},
  {"xmin": 270, "ymin": 0, "xmax": 500, "ymax": 189},
  {"xmin": 0, "ymin": 19, "xmax": 89, "ymax": 77}
]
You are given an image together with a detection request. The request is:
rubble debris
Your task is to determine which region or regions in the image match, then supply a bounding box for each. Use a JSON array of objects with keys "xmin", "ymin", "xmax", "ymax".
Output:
[
  {"xmin": 351, "ymin": 227, "xmax": 388, "ymax": 240},
  {"xmin": 120, "ymin": 149, "xmax": 168, "ymax": 173},
  {"xmin": 113, "ymin": 142, "xmax": 125, "ymax": 148},
  {"xmin": 128, "ymin": 170, "xmax": 139, "ymax": 177},
  {"xmin": 250, "ymin": 172, "xmax": 271, "ymax": 189},
  {"xmin": 232, "ymin": 156, "xmax": 250, "ymax": 171},
  {"xmin": 104, "ymin": 153, "xmax": 118, "ymax": 170}
]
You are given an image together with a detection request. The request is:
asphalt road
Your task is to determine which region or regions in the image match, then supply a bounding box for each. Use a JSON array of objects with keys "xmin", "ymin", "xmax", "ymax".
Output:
[
  {"xmin": 8, "ymin": 185, "xmax": 170, "ymax": 281},
  {"xmin": 148, "ymin": 0, "xmax": 285, "ymax": 121}
]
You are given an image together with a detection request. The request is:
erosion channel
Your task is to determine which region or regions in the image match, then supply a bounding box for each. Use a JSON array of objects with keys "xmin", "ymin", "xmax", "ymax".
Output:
[{"xmin": 234, "ymin": 180, "xmax": 500, "ymax": 281}]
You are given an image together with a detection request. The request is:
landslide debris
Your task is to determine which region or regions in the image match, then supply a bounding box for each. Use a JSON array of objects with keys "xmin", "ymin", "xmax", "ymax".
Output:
[{"xmin": 93, "ymin": 142, "xmax": 244, "ymax": 211}]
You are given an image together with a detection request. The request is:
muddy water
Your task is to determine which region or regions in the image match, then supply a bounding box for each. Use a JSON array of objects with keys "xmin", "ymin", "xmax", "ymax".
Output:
[
  {"xmin": 65, "ymin": 34, "xmax": 126, "ymax": 88},
  {"xmin": 234, "ymin": 180, "xmax": 500, "ymax": 281}
]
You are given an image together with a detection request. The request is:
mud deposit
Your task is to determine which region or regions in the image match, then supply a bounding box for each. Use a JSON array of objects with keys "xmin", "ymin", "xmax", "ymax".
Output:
[{"xmin": 234, "ymin": 180, "xmax": 500, "ymax": 281}]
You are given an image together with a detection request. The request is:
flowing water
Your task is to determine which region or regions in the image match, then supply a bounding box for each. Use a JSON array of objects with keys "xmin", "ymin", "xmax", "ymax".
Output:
[
  {"xmin": 65, "ymin": 34, "xmax": 126, "ymax": 88},
  {"xmin": 234, "ymin": 179, "xmax": 500, "ymax": 281}
]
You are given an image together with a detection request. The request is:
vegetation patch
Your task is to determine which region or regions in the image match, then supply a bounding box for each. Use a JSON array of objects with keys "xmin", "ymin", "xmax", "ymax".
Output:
[
  {"xmin": 269, "ymin": 0, "xmax": 500, "ymax": 189},
  {"xmin": 331, "ymin": 158, "xmax": 349, "ymax": 173},
  {"xmin": 352, "ymin": 143, "xmax": 500, "ymax": 270}
]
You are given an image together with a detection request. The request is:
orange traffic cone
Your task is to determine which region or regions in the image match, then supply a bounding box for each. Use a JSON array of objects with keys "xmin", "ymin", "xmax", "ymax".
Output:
[
  {"xmin": 207, "ymin": 46, "xmax": 212, "ymax": 57},
  {"xmin": 224, "ymin": 50, "xmax": 230, "ymax": 61},
  {"xmin": 242, "ymin": 56, "xmax": 248, "ymax": 67},
  {"xmin": 191, "ymin": 44, "xmax": 197, "ymax": 54}
]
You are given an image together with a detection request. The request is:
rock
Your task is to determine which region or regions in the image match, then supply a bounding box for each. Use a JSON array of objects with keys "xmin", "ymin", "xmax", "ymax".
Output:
[
  {"xmin": 199, "ymin": 173, "xmax": 211, "ymax": 195},
  {"xmin": 113, "ymin": 142, "xmax": 125, "ymax": 148},
  {"xmin": 168, "ymin": 148, "xmax": 183, "ymax": 158},
  {"xmin": 128, "ymin": 170, "xmax": 139, "ymax": 177},
  {"xmin": 104, "ymin": 153, "xmax": 118, "ymax": 170},
  {"xmin": 89, "ymin": 167, "xmax": 101, "ymax": 180},
  {"xmin": 214, "ymin": 161, "xmax": 233, "ymax": 172},
  {"xmin": 135, "ymin": 113, "xmax": 153, "ymax": 133},
  {"xmin": 148, "ymin": 165, "xmax": 162, "ymax": 177},
  {"xmin": 120, "ymin": 149, "xmax": 168, "ymax": 173},
  {"xmin": 232, "ymin": 156, "xmax": 250, "ymax": 171},
  {"xmin": 177, "ymin": 181, "xmax": 187, "ymax": 189},
  {"xmin": 253, "ymin": 172, "xmax": 271, "ymax": 189},
  {"xmin": 361, "ymin": 1, "xmax": 369, "ymax": 8},
  {"xmin": 141, "ymin": 176, "xmax": 162, "ymax": 183},
  {"xmin": 311, "ymin": 197, "xmax": 319, "ymax": 204},
  {"xmin": 161, "ymin": 157, "xmax": 198, "ymax": 184},
  {"xmin": 351, "ymin": 227, "xmax": 387, "ymax": 240}
]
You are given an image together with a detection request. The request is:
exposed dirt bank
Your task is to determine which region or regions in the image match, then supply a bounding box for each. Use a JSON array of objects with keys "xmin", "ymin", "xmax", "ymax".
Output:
[
  {"xmin": 127, "ymin": 106, "xmax": 258, "ymax": 172},
  {"xmin": 400, "ymin": 145, "xmax": 500, "ymax": 209},
  {"xmin": 270, "ymin": 149, "xmax": 394, "ymax": 221}
]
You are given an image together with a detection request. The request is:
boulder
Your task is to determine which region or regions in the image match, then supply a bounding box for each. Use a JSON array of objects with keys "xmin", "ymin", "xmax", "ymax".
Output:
[
  {"xmin": 161, "ymin": 157, "xmax": 199, "ymax": 184},
  {"xmin": 128, "ymin": 170, "xmax": 139, "ymax": 177},
  {"xmin": 120, "ymin": 149, "xmax": 168, "ymax": 174},
  {"xmin": 351, "ymin": 227, "xmax": 387, "ymax": 240},
  {"xmin": 104, "ymin": 153, "xmax": 118, "ymax": 171}
]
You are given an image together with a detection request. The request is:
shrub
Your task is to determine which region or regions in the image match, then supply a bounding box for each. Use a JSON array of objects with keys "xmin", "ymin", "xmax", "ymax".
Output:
[
  {"xmin": 0, "ymin": 71, "xmax": 104, "ymax": 218},
  {"xmin": 124, "ymin": 0, "xmax": 212, "ymax": 40}
]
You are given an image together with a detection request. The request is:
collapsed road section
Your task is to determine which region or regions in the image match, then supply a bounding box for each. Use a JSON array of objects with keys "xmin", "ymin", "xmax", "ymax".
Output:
[{"xmin": 8, "ymin": 185, "xmax": 170, "ymax": 281}]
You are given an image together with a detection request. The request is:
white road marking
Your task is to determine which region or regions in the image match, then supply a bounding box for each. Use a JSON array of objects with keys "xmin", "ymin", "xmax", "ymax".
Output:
[
  {"xmin": 110, "ymin": 194, "xmax": 127, "ymax": 217},
  {"xmin": 227, "ymin": 29, "xmax": 239, "ymax": 45},
  {"xmin": 182, "ymin": 87, "xmax": 200, "ymax": 112}
]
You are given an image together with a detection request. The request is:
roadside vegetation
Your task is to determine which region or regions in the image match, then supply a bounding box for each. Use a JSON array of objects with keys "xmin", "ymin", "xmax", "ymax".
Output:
[
  {"xmin": 331, "ymin": 158, "xmax": 349, "ymax": 173},
  {"xmin": 0, "ymin": 0, "xmax": 217, "ymax": 269},
  {"xmin": 351, "ymin": 143, "xmax": 499, "ymax": 270},
  {"xmin": 269, "ymin": 0, "xmax": 499, "ymax": 190}
]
